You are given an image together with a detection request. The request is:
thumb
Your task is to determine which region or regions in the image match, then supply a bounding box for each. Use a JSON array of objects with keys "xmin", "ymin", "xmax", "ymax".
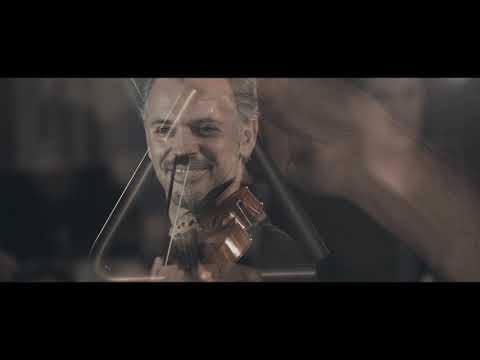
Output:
[{"xmin": 150, "ymin": 257, "xmax": 164, "ymax": 277}]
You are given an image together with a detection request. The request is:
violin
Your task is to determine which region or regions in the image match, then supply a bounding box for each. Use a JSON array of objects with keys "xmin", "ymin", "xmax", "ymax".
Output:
[
  {"xmin": 196, "ymin": 185, "xmax": 266, "ymax": 269},
  {"xmin": 163, "ymin": 143, "xmax": 331, "ymax": 281},
  {"xmin": 160, "ymin": 159, "xmax": 267, "ymax": 281},
  {"xmin": 90, "ymin": 148, "xmax": 327, "ymax": 282}
]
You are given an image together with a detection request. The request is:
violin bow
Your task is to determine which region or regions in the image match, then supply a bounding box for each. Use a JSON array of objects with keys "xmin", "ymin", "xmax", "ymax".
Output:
[{"xmin": 88, "ymin": 79, "xmax": 197, "ymax": 280}]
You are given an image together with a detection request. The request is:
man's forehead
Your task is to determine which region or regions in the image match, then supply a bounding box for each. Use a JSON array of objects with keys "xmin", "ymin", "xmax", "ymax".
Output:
[
  {"xmin": 149, "ymin": 78, "xmax": 233, "ymax": 101},
  {"xmin": 146, "ymin": 78, "xmax": 235, "ymax": 119}
]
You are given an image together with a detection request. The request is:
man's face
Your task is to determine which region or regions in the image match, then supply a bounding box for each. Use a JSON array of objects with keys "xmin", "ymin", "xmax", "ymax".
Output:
[{"xmin": 144, "ymin": 78, "xmax": 248, "ymax": 211}]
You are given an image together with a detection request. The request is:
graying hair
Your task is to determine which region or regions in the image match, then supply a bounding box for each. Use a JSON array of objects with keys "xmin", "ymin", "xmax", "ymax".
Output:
[{"xmin": 132, "ymin": 78, "xmax": 259, "ymax": 124}]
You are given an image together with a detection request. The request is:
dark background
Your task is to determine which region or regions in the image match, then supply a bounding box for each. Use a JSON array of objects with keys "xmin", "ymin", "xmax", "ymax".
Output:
[{"xmin": 1, "ymin": 78, "xmax": 479, "ymax": 282}]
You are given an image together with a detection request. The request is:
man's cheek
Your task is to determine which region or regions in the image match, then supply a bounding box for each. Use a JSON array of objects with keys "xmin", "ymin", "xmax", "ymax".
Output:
[
  {"xmin": 206, "ymin": 140, "xmax": 237, "ymax": 162},
  {"xmin": 150, "ymin": 145, "xmax": 168, "ymax": 164},
  {"xmin": 199, "ymin": 144, "xmax": 220, "ymax": 165}
]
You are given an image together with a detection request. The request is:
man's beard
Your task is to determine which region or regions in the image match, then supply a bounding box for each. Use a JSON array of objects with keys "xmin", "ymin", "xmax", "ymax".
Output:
[{"xmin": 172, "ymin": 190, "xmax": 203, "ymax": 210}]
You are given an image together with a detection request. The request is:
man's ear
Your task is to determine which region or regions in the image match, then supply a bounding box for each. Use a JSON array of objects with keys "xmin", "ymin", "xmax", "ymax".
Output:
[{"xmin": 239, "ymin": 117, "xmax": 259, "ymax": 161}]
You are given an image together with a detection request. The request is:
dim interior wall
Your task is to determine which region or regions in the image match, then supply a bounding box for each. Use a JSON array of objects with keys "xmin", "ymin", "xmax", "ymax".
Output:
[
  {"xmin": 12, "ymin": 78, "xmax": 146, "ymax": 181},
  {"xmin": 0, "ymin": 79, "xmax": 15, "ymax": 170}
]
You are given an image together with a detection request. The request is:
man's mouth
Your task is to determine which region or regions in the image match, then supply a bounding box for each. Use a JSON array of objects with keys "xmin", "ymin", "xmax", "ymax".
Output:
[
  {"xmin": 165, "ymin": 164, "xmax": 211, "ymax": 172},
  {"xmin": 163, "ymin": 164, "xmax": 212, "ymax": 184},
  {"xmin": 173, "ymin": 167, "xmax": 189, "ymax": 174},
  {"xmin": 173, "ymin": 168, "xmax": 209, "ymax": 184}
]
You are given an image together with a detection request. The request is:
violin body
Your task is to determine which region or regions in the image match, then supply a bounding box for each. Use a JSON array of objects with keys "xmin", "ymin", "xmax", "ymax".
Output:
[
  {"xmin": 150, "ymin": 186, "xmax": 267, "ymax": 281},
  {"xmin": 196, "ymin": 186, "xmax": 266, "ymax": 272}
]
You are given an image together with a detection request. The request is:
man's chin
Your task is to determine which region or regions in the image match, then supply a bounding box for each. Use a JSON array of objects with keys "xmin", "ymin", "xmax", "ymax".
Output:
[
  {"xmin": 172, "ymin": 179, "xmax": 214, "ymax": 208},
  {"xmin": 172, "ymin": 192, "xmax": 204, "ymax": 211}
]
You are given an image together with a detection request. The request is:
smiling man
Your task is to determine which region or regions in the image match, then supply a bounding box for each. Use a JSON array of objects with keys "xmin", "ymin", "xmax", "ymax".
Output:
[
  {"xmin": 141, "ymin": 78, "xmax": 307, "ymax": 281},
  {"xmin": 144, "ymin": 78, "xmax": 256, "ymax": 219}
]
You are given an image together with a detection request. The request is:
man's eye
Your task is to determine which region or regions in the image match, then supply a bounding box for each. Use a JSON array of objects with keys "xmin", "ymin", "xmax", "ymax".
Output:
[
  {"xmin": 153, "ymin": 126, "xmax": 170, "ymax": 135},
  {"xmin": 197, "ymin": 126, "xmax": 219, "ymax": 136}
]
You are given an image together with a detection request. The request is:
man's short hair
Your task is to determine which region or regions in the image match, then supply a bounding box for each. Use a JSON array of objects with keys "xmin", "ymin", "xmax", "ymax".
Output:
[{"xmin": 134, "ymin": 78, "xmax": 259, "ymax": 124}]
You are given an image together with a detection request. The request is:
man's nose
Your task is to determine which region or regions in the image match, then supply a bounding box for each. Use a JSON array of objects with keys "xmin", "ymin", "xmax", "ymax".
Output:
[{"xmin": 169, "ymin": 126, "xmax": 200, "ymax": 157}]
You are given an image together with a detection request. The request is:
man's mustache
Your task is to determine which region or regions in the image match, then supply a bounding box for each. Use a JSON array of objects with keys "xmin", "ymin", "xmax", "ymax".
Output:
[{"xmin": 162, "ymin": 158, "xmax": 214, "ymax": 172}]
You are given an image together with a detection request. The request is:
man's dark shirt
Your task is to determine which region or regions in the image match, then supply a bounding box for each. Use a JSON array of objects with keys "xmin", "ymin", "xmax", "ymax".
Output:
[
  {"xmin": 169, "ymin": 183, "xmax": 312, "ymax": 274},
  {"xmin": 239, "ymin": 183, "xmax": 311, "ymax": 269},
  {"xmin": 248, "ymin": 182, "xmax": 426, "ymax": 281},
  {"xmin": 240, "ymin": 220, "xmax": 309, "ymax": 268}
]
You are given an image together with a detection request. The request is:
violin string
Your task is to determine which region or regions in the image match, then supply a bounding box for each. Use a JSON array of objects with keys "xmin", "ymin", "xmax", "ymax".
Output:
[
  {"xmin": 128, "ymin": 78, "xmax": 200, "ymax": 276},
  {"xmin": 129, "ymin": 77, "xmax": 183, "ymax": 264},
  {"xmin": 164, "ymin": 160, "xmax": 191, "ymax": 266},
  {"xmin": 129, "ymin": 78, "xmax": 183, "ymax": 138},
  {"xmin": 130, "ymin": 78, "xmax": 196, "ymax": 272},
  {"xmin": 90, "ymin": 79, "xmax": 177, "ymax": 266},
  {"xmin": 131, "ymin": 78, "xmax": 196, "ymax": 269},
  {"xmin": 163, "ymin": 89, "xmax": 198, "ymax": 267},
  {"xmin": 164, "ymin": 88, "xmax": 197, "ymax": 145},
  {"xmin": 166, "ymin": 159, "xmax": 190, "ymax": 271},
  {"xmin": 88, "ymin": 150, "xmax": 150, "ymax": 260},
  {"xmin": 129, "ymin": 78, "xmax": 143, "ymax": 103},
  {"xmin": 184, "ymin": 212, "xmax": 195, "ymax": 276}
]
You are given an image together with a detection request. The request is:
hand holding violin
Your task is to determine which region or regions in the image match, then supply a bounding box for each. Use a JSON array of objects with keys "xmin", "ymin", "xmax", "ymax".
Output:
[
  {"xmin": 150, "ymin": 185, "xmax": 267, "ymax": 282},
  {"xmin": 150, "ymin": 257, "xmax": 261, "ymax": 282}
]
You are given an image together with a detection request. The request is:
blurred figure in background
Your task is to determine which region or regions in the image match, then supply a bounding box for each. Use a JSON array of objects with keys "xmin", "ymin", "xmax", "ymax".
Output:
[
  {"xmin": 260, "ymin": 78, "xmax": 480, "ymax": 281},
  {"xmin": 260, "ymin": 78, "xmax": 430, "ymax": 281},
  {"xmin": 361, "ymin": 78, "xmax": 425, "ymax": 133},
  {"xmin": 2, "ymin": 79, "xmax": 146, "ymax": 281},
  {"xmin": 360, "ymin": 79, "xmax": 432, "ymax": 281}
]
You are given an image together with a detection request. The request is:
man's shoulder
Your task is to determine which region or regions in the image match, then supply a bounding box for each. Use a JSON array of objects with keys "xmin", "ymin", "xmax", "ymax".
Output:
[
  {"xmin": 242, "ymin": 221, "xmax": 309, "ymax": 268},
  {"xmin": 258, "ymin": 221, "xmax": 295, "ymax": 245}
]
